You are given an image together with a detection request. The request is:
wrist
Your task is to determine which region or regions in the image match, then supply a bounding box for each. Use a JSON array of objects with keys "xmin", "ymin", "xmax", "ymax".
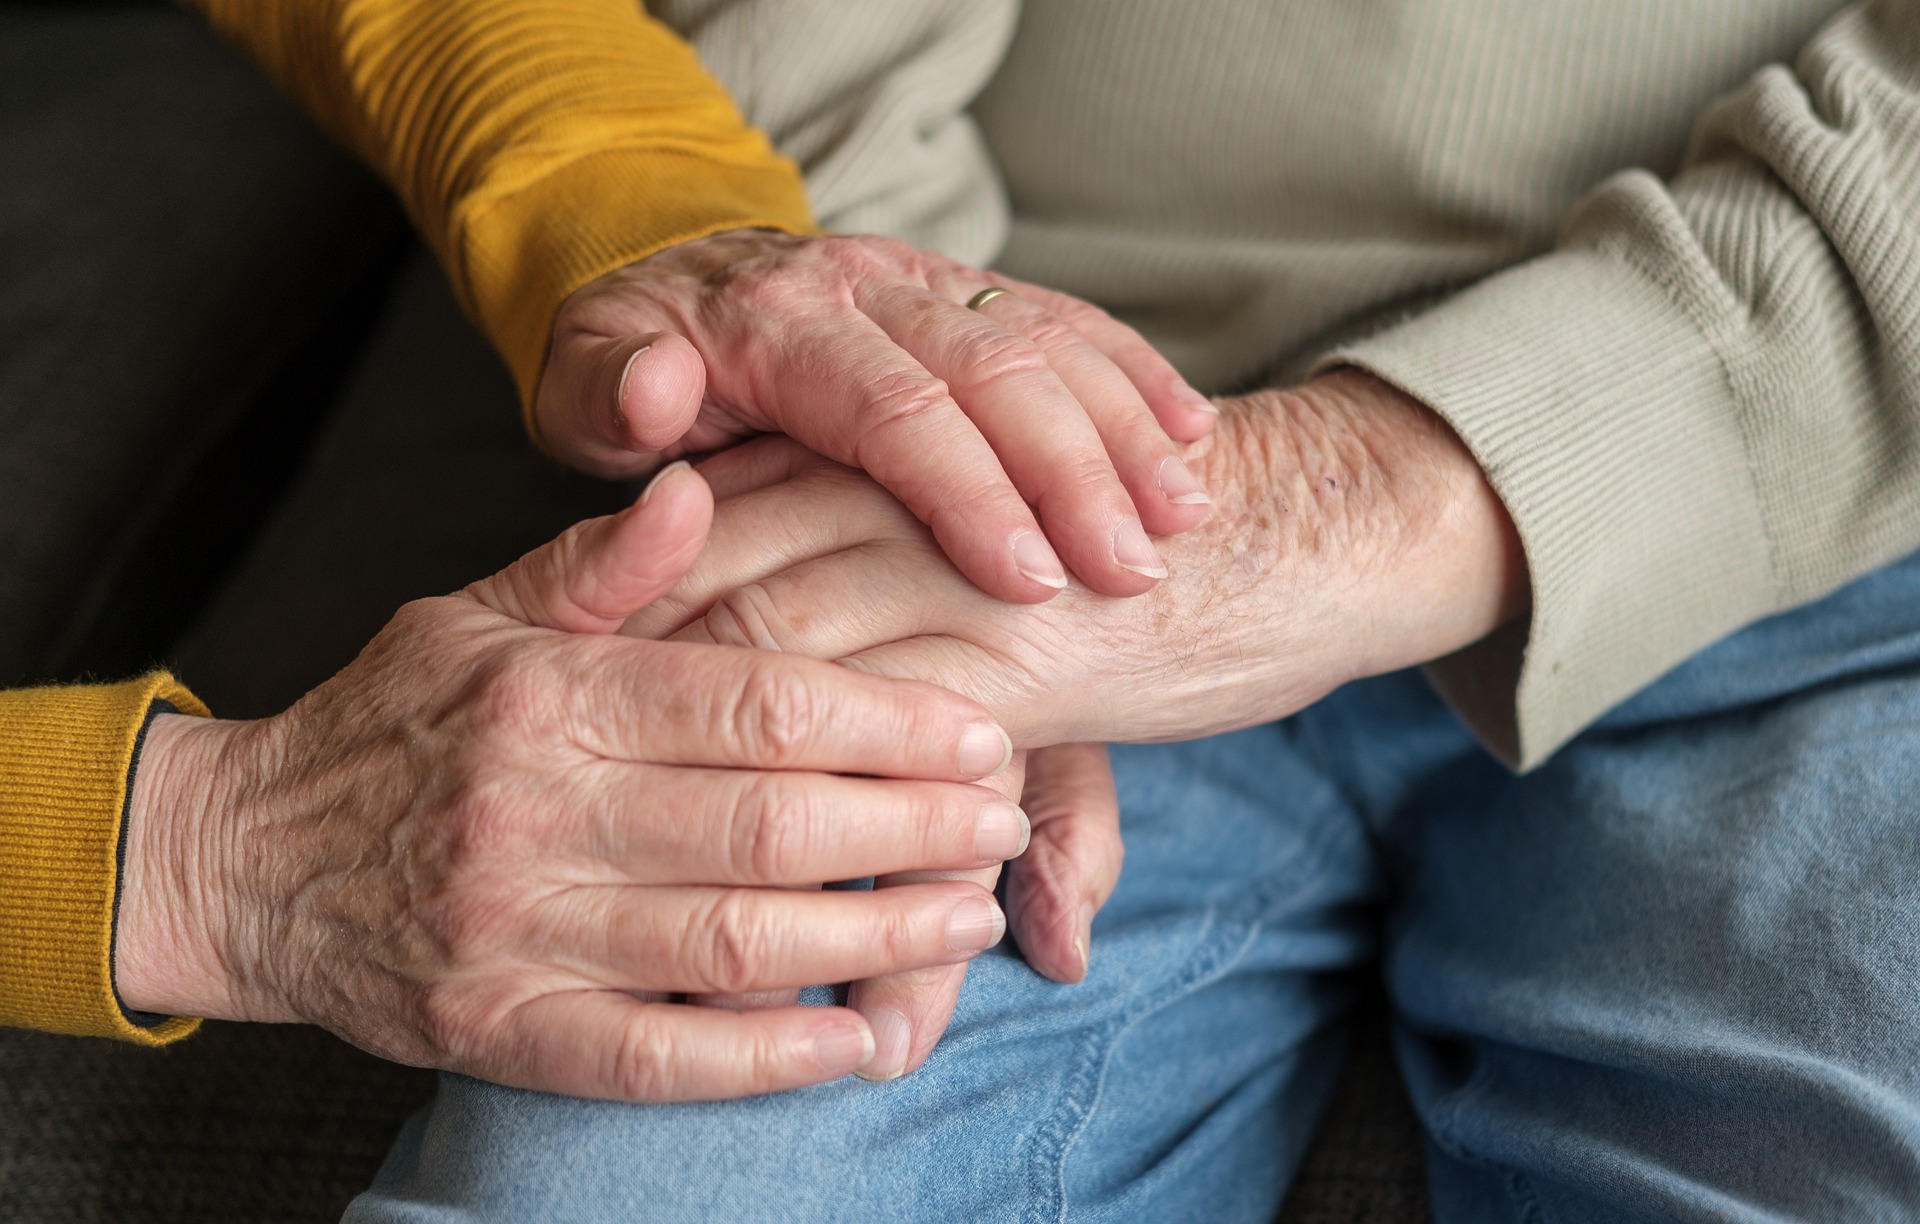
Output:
[
  {"xmin": 116, "ymin": 713, "xmax": 274, "ymax": 1021},
  {"xmin": 1283, "ymin": 368, "xmax": 1528, "ymax": 675},
  {"xmin": 1149, "ymin": 370, "xmax": 1525, "ymax": 734}
]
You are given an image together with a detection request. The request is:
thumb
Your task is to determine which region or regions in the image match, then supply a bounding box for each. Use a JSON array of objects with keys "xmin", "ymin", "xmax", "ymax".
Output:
[
  {"xmin": 465, "ymin": 462, "xmax": 714, "ymax": 633},
  {"xmin": 533, "ymin": 330, "xmax": 708, "ymax": 478},
  {"xmin": 1006, "ymin": 743, "xmax": 1123, "ymax": 984}
]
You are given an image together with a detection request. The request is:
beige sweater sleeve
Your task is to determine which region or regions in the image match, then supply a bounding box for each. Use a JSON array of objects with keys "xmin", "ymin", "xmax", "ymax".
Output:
[
  {"xmin": 1326, "ymin": 1, "xmax": 1920, "ymax": 766},
  {"xmin": 654, "ymin": 0, "xmax": 1920, "ymax": 770},
  {"xmin": 649, "ymin": 0, "xmax": 1018, "ymax": 266}
]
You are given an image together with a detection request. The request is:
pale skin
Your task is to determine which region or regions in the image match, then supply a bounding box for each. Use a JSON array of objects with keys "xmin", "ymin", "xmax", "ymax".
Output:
[
  {"xmin": 633, "ymin": 368, "xmax": 1527, "ymax": 744},
  {"xmin": 614, "ymin": 368, "xmax": 1529, "ymax": 1075},
  {"xmin": 111, "ymin": 230, "xmax": 1196, "ymax": 1099},
  {"xmin": 535, "ymin": 228, "xmax": 1220, "ymax": 599},
  {"xmin": 119, "ymin": 466, "xmax": 1034, "ymax": 1098}
]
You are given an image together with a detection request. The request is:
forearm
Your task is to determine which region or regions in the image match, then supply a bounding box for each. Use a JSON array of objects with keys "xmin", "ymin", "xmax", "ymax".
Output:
[
  {"xmin": 184, "ymin": 0, "xmax": 816, "ymax": 406},
  {"xmin": 1111, "ymin": 372, "xmax": 1526, "ymax": 742},
  {"xmin": 645, "ymin": 374, "xmax": 1523, "ymax": 747}
]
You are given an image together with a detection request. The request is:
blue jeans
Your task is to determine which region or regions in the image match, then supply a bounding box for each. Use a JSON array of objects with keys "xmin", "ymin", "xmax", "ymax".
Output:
[{"xmin": 347, "ymin": 551, "xmax": 1920, "ymax": 1222}]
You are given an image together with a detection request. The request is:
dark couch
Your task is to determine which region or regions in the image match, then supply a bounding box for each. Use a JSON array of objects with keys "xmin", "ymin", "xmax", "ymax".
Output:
[{"xmin": 0, "ymin": 5, "xmax": 1431, "ymax": 1219}]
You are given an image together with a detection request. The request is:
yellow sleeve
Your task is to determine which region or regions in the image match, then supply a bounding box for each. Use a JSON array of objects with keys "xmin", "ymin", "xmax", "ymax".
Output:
[
  {"xmin": 0, "ymin": 675, "xmax": 209, "ymax": 1044},
  {"xmin": 184, "ymin": 0, "xmax": 818, "ymax": 423}
]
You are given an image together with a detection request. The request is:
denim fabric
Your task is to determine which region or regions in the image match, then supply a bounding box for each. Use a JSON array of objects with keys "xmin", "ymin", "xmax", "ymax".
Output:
[{"xmin": 348, "ymin": 549, "xmax": 1920, "ymax": 1223}]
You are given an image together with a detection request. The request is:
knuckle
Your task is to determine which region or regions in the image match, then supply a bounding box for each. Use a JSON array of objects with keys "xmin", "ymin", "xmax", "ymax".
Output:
[
  {"xmin": 855, "ymin": 370, "xmax": 955, "ymax": 437},
  {"xmin": 1102, "ymin": 401, "xmax": 1172, "ymax": 450},
  {"xmin": 1016, "ymin": 310, "xmax": 1082, "ymax": 354},
  {"xmin": 610, "ymin": 1018, "xmax": 675, "ymax": 1101},
  {"xmin": 873, "ymin": 898, "xmax": 924, "ymax": 967},
  {"xmin": 1032, "ymin": 452, "xmax": 1127, "ymax": 509},
  {"xmin": 695, "ymin": 892, "xmax": 769, "ymax": 992},
  {"xmin": 1049, "ymin": 291, "xmax": 1113, "ymax": 329},
  {"xmin": 383, "ymin": 597, "xmax": 446, "ymax": 640},
  {"xmin": 947, "ymin": 330, "xmax": 1050, "ymax": 393},
  {"xmin": 730, "ymin": 268, "xmax": 808, "ymax": 315},
  {"xmin": 742, "ymin": 1030, "xmax": 790, "ymax": 1094},
  {"xmin": 814, "ymin": 233, "xmax": 868, "ymax": 265},
  {"xmin": 814, "ymin": 233, "xmax": 898, "ymax": 278},
  {"xmin": 467, "ymin": 647, "xmax": 566, "ymax": 737},
  {"xmin": 726, "ymin": 660, "xmax": 821, "ymax": 768},
  {"xmin": 731, "ymin": 775, "xmax": 817, "ymax": 882}
]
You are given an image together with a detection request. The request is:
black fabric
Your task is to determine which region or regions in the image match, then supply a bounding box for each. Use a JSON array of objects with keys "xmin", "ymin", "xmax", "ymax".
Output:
[
  {"xmin": 165, "ymin": 253, "xmax": 625, "ymax": 718},
  {"xmin": 0, "ymin": 0, "xmax": 406, "ymax": 688}
]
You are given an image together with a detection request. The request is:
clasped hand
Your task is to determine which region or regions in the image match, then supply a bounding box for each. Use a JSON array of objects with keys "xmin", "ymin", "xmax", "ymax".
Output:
[
  {"xmin": 612, "ymin": 373, "xmax": 1526, "ymax": 1078},
  {"xmin": 118, "ymin": 467, "xmax": 1043, "ymax": 1099}
]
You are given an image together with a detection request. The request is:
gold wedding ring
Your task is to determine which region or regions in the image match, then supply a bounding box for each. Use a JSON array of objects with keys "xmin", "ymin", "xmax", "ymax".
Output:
[{"xmin": 966, "ymin": 286, "xmax": 1012, "ymax": 311}]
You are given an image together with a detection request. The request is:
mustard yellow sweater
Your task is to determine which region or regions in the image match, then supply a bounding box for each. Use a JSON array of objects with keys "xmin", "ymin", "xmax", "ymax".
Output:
[{"xmin": 0, "ymin": 0, "xmax": 814, "ymax": 1043}]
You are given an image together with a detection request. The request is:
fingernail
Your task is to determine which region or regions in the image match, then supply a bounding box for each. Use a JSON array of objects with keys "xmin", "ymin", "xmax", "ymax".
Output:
[
  {"xmin": 1111, "ymin": 520, "xmax": 1167, "ymax": 579},
  {"xmin": 1157, "ymin": 456, "xmax": 1211, "ymax": 506},
  {"xmin": 1177, "ymin": 380, "xmax": 1219, "ymax": 414},
  {"xmin": 956, "ymin": 722, "xmax": 1013, "ymax": 778},
  {"xmin": 975, "ymin": 803, "xmax": 1031, "ymax": 860},
  {"xmin": 617, "ymin": 343, "xmax": 652, "ymax": 407},
  {"xmin": 1075, "ymin": 902, "xmax": 1095, "ymax": 979},
  {"xmin": 815, "ymin": 1022, "xmax": 876, "ymax": 1077},
  {"xmin": 947, "ymin": 896, "xmax": 1007, "ymax": 953},
  {"xmin": 856, "ymin": 1008, "xmax": 912, "ymax": 1082},
  {"xmin": 1010, "ymin": 531, "xmax": 1068, "ymax": 590},
  {"xmin": 640, "ymin": 459, "xmax": 691, "ymax": 504}
]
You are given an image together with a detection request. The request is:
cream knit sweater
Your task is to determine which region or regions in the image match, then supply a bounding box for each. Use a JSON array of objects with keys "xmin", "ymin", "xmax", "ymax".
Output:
[{"xmin": 656, "ymin": 0, "xmax": 1920, "ymax": 767}]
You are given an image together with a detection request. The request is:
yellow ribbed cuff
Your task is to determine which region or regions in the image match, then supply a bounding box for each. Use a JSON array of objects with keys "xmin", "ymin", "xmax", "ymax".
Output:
[{"xmin": 0, "ymin": 674, "xmax": 210, "ymax": 1045}]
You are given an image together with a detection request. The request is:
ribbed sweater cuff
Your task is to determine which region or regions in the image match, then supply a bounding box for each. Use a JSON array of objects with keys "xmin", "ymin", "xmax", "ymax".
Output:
[
  {"xmin": 459, "ymin": 145, "xmax": 818, "ymax": 436},
  {"xmin": 1324, "ymin": 248, "xmax": 1776, "ymax": 768},
  {"xmin": 0, "ymin": 674, "xmax": 210, "ymax": 1044}
]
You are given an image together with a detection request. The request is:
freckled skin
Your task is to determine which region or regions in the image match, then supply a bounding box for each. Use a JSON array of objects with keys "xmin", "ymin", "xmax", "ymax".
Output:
[{"xmin": 638, "ymin": 369, "xmax": 1527, "ymax": 750}]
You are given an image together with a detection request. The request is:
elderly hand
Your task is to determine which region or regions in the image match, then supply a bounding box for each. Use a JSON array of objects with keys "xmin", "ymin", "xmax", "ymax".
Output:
[
  {"xmin": 113, "ymin": 464, "xmax": 1033, "ymax": 1103},
  {"xmin": 667, "ymin": 739, "xmax": 1122, "ymax": 1083},
  {"xmin": 532, "ymin": 228, "xmax": 1220, "ymax": 602},
  {"xmin": 631, "ymin": 368, "xmax": 1528, "ymax": 748},
  {"xmin": 612, "ymin": 369, "xmax": 1518, "ymax": 1076}
]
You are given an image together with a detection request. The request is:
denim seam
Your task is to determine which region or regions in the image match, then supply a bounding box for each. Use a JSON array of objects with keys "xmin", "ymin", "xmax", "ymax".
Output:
[
  {"xmin": 1027, "ymin": 907, "xmax": 1282, "ymax": 1223},
  {"xmin": 1029, "ymin": 781, "xmax": 1376, "ymax": 1222},
  {"xmin": 1423, "ymin": 1053, "xmax": 1553, "ymax": 1224}
]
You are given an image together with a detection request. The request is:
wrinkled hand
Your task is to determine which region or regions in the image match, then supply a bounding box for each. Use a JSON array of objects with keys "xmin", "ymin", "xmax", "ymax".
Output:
[
  {"xmin": 535, "ymin": 228, "xmax": 1220, "ymax": 601},
  {"xmin": 629, "ymin": 369, "xmax": 1528, "ymax": 747},
  {"xmin": 845, "ymin": 741, "xmax": 1122, "ymax": 1080},
  {"xmin": 665, "ymin": 739, "xmax": 1123, "ymax": 1083},
  {"xmin": 115, "ymin": 465, "xmax": 1038, "ymax": 1102}
]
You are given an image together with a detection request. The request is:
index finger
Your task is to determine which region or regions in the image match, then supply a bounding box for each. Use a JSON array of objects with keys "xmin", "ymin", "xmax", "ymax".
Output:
[
  {"xmin": 485, "ymin": 992, "xmax": 877, "ymax": 1101},
  {"xmin": 723, "ymin": 310, "xmax": 1071, "ymax": 604},
  {"xmin": 555, "ymin": 637, "xmax": 1013, "ymax": 781},
  {"xmin": 857, "ymin": 282, "xmax": 1166, "ymax": 597},
  {"xmin": 847, "ymin": 862, "xmax": 1004, "ymax": 1082}
]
